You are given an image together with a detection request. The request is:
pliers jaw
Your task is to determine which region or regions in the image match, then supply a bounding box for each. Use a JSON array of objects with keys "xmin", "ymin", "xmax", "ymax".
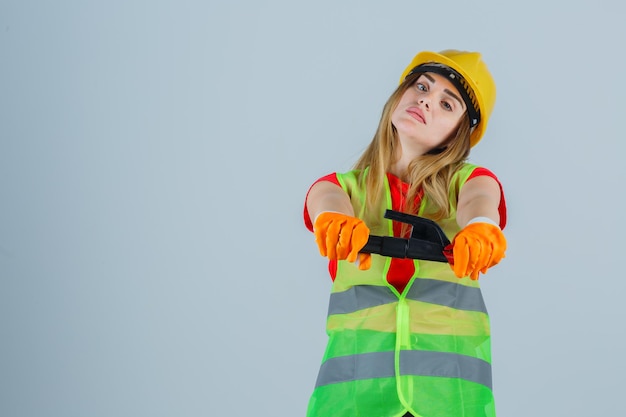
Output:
[{"xmin": 360, "ymin": 210, "xmax": 454, "ymax": 264}]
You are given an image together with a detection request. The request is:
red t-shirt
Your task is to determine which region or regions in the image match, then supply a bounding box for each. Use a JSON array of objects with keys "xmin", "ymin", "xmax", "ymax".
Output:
[{"xmin": 303, "ymin": 168, "xmax": 507, "ymax": 293}]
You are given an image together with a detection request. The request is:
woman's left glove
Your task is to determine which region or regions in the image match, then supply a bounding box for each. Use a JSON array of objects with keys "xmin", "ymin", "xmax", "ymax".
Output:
[
  {"xmin": 313, "ymin": 212, "xmax": 371, "ymax": 270},
  {"xmin": 448, "ymin": 220, "xmax": 507, "ymax": 280}
]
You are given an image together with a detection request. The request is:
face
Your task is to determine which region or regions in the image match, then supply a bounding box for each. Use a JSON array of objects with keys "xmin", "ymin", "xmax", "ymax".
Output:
[{"xmin": 391, "ymin": 72, "xmax": 467, "ymax": 153}]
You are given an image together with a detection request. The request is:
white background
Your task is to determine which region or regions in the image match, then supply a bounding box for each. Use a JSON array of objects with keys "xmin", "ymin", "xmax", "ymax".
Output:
[{"xmin": 1, "ymin": 0, "xmax": 625, "ymax": 416}]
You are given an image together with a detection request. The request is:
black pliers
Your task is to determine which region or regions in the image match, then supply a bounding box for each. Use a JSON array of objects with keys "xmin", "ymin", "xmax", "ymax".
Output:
[{"xmin": 359, "ymin": 210, "xmax": 454, "ymax": 263}]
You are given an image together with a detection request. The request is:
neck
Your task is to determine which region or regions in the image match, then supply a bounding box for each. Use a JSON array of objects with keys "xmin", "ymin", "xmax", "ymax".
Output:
[
  {"xmin": 389, "ymin": 140, "xmax": 429, "ymax": 182},
  {"xmin": 389, "ymin": 159, "xmax": 409, "ymax": 182}
]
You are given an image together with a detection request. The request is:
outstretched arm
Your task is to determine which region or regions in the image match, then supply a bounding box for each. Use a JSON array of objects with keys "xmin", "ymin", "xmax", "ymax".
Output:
[
  {"xmin": 451, "ymin": 175, "xmax": 506, "ymax": 280},
  {"xmin": 456, "ymin": 175, "xmax": 501, "ymax": 228},
  {"xmin": 306, "ymin": 181, "xmax": 355, "ymax": 222},
  {"xmin": 306, "ymin": 181, "xmax": 371, "ymax": 270}
]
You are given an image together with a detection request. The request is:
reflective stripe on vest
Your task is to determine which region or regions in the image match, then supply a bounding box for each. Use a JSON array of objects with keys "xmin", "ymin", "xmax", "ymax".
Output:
[
  {"xmin": 315, "ymin": 350, "xmax": 492, "ymax": 390},
  {"xmin": 328, "ymin": 279, "xmax": 487, "ymax": 316}
]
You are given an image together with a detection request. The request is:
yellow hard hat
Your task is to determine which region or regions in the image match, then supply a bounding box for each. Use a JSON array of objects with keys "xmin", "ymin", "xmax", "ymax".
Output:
[{"xmin": 399, "ymin": 50, "xmax": 496, "ymax": 147}]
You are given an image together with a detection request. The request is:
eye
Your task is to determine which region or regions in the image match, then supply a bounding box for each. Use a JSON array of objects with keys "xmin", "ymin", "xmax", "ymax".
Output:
[
  {"xmin": 415, "ymin": 82, "xmax": 427, "ymax": 92},
  {"xmin": 441, "ymin": 100, "xmax": 453, "ymax": 111}
]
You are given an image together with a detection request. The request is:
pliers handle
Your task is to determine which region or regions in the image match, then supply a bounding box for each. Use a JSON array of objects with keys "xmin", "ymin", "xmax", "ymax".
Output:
[{"xmin": 359, "ymin": 210, "xmax": 454, "ymax": 263}]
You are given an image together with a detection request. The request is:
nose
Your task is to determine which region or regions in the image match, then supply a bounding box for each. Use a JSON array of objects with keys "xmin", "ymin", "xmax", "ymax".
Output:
[{"xmin": 418, "ymin": 97, "xmax": 430, "ymax": 109}]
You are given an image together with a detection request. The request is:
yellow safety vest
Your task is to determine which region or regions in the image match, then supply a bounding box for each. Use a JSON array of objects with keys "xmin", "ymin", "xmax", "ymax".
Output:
[{"xmin": 307, "ymin": 164, "xmax": 496, "ymax": 417}]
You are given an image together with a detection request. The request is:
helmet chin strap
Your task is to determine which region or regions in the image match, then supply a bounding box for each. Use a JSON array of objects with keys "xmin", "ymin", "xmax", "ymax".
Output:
[{"xmin": 425, "ymin": 146, "xmax": 447, "ymax": 155}]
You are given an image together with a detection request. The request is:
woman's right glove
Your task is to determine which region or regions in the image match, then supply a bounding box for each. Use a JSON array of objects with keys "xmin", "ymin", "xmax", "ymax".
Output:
[
  {"xmin": 448, "ymin": 220, "xmax": 507, "ymax": 280},
  {"xmin": 313, "ymin": 211, "xmax": 371, "ymax": 270}
]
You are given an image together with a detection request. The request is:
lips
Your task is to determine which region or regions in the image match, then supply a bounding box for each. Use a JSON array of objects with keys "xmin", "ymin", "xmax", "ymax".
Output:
[{"xmin": 406, "ymin": 107, "xmax": 425, "ymax": 124}]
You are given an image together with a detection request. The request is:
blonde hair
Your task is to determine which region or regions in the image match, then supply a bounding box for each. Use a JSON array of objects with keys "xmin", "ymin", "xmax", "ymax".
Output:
[{"xmin": 354, "ymin": 72, "xmax": 472, "ymax": 222}]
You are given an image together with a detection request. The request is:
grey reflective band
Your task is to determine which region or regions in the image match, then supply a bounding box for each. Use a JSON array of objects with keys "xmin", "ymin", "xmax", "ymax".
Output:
[
  {"xmin": 315, "ymin": 351, "xmax": 492, "ymax": 389},
  {"xmin": 405, "ymin": 278, "xmax": 487, "ymax": 314},
  {"xmin": 327, "ymin": 285, "xmax": 397, "ymax": 316},
  {"xmin": 401, "ymin": 350, "xmax": 492, "ymax": 389},
  {"xmin": 315, "ymin": 351, "xmax": 396, "ymax": 387},
  {"xmin": 328, "ymin": 280, "xmax": 487, "ymax": 316}
]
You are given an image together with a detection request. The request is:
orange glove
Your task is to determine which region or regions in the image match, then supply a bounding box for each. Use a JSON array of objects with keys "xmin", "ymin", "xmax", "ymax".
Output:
[
  {"xmin": 313, "ymin": 212, "xmax": 371, "ymax": 270},
  {"xmin": 449, "ymin": 220, "xmax": 507, "ymax": 280}
]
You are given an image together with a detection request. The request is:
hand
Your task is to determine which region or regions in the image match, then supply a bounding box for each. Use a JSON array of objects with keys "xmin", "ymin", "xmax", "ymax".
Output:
[
  {"xmin": 313, "ymin": 212, "xmax": 371, "ymax": 270},
  {"xmin": 448, "ymin": 221, "xmax": 506, "ymax": 280}
]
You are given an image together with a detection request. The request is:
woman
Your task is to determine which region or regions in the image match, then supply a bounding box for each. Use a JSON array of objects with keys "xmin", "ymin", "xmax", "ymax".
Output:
[{"xmin": 303, "ymin": 50, "xmax": 507, "ymax": 417}]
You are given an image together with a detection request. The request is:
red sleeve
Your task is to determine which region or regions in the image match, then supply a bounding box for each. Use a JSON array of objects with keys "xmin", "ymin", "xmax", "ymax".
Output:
[
  {"xmin": 466, "ymin": 167, "xmax": 507, "ymax": 229},
  {"xmin": 303, "ymin": 173, "xmax": 341, "ymax": 232}
]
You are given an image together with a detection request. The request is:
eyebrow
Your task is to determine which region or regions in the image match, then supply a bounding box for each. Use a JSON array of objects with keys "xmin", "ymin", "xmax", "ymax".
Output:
[{"xmin": 421, "ymin": 73, "xmax": 465, "ymax": 109}]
